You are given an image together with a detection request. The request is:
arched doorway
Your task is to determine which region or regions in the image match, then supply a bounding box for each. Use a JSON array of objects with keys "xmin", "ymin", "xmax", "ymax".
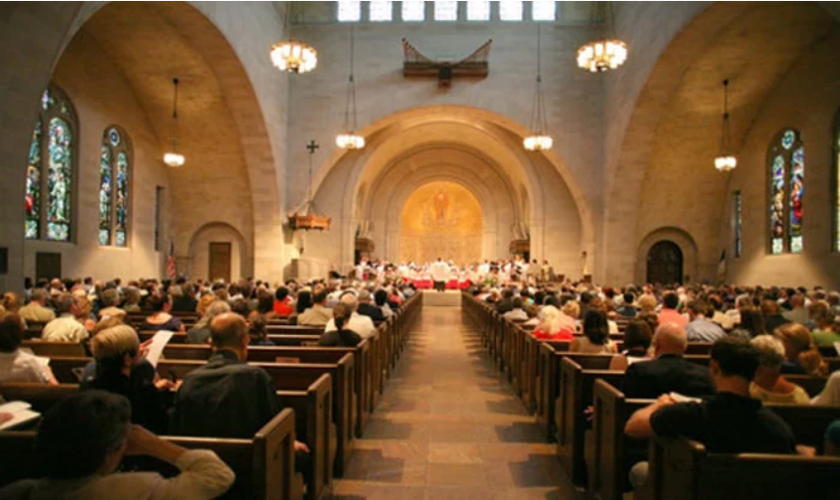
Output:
[{"xmin": 646, "ymin": 241, "xmax": 683, "ymax": 285}]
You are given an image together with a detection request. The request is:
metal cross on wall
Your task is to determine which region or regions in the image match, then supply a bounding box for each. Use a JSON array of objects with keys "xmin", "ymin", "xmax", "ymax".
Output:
[{"xmin": 306, "ymin": 140, "xmax": 319, "ymax": 155}]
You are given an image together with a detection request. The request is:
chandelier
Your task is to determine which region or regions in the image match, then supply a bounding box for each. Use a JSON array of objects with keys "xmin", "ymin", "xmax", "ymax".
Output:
[
  {"xmin": 336, "ymin": 25, "xmax": 365, "ymax": 150},
  {"xmin": 163, "ymin": 78, "xmax": 185, "ymax": 167},
  {"xmin": 270, "ymin": 3, "xmax": 317, "ymax": 74},
  {"xmin": 524, "ymin": 24, "xmax": 553, "ymax": 151},
  {"xmin": 715, "ymin": 79, "xmax": 737, "ymax": 172},
  {"xmin": 577, "ymin": 2, "xmax": 628, "ymax": 73}
]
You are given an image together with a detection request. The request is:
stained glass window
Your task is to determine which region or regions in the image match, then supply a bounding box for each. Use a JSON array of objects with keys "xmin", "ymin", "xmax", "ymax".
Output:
[
  {"xmin": 500, "ymin": 1, "xmax": 523, "ymax": 21},
  {"xmin": 25, "ymin": 121, "xmax": 42, "ymax": 239},
  {"xmin": 337, "ymin": 0, "xmax": 361, "ymax": 22},
  {"xmin": 402, "ymin": 0, "xmax": 425, "ymax": 21},
  {"xmin": 434, "ymin": 1, "xmax": 457, "ymax": 21},
  {"xmin": 99, "ymin": 145, "xmax": 113, "ymax": 245},
  {"xmin": 99, "ymin": 126, "xmax": 131, "ymax": 247},
  {"xmin": 768, "ymin": 129, "xmax": 804, "ymax": 254},
  {"xmin": 26, "ymin": 87, "xmax": 76, "ymax": 243},
  {"xmin": 532, "ymin": 1, "xmax": 556, "ymax": 21},
  {"xmin": 467, "ymin": 1, "xmax": 490, "ymax": 20},
  {"xmin": 369, "ymin": 1, "xmax": 393, "ymax": 21},
  {"xmin": 734, "ymin": 191, "xmax": 742, "ymax": 258}
]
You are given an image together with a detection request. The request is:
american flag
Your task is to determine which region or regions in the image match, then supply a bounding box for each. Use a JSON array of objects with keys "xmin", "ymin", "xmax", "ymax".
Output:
[{"xmin": 167, "ymin": 240, "xmax": 176, "ymax": 279}]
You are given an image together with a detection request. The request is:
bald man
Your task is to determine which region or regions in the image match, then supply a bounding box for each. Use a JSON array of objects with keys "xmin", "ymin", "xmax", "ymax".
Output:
[{"xmin": 622, "ymin": 322, "xmax": 715, "ymax": 399}]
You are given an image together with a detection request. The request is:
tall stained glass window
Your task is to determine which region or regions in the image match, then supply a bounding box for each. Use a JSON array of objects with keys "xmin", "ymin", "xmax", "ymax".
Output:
[
  {"xmin": 369, "ymin": 1, "xmax": 393, "ymax": 22},
  {"xmin": 532, "ymin": 1, "xmax": 556, "ymax": 21},
  {"xmin": 434, "ymin": 1, "xmax": 458, "ymax": 21},
  {"xmin": 768, "ymin": 129, "xmax": 804, "ymax": 254},
  {"xmin": 402, "ymin": 0, "xmax": 425, "ymax": 21},
  {"xmin": 734, "ymin": 191, "xmax": 742, "ymax": 258},
  {"xmin": 99, "ymin": 126, "xmax": 131, "ymax": 247},
  {"xmin": 26, "ymin": 87, "xmax": 77, "ymax": 242},
  {"xmin": 467, "ymin": 0, "xmax": 490, "ymax": 20},
  {"xmin": 500, "ymin": 1, "xmax": 524, "ymax": 21},
  {"xmin": 337, "ymin": 0, "xmax": 361, "ymax": 22}
]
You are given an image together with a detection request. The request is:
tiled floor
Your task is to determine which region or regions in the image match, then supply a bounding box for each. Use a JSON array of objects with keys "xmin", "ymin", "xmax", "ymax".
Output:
[{"xmin": 332, "ymin": 303, "xmax": 580, "ymax": 499}]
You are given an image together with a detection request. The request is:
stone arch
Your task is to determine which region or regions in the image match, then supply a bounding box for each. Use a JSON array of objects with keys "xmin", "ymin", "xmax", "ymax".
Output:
[
  {"xmin": 637, "ymin": 227, "xmax": 700, "ymax": 285},
  {"xmin": 305, "ymin": 105, "xmax": 591, "ymax": 277},
  {"xmin": 188, "ymin": 221, "xmax": 252, "ymax": 281},
  {"xmin": 0, "ymin": 1, "xmax": 285, "ymax": 291},
  {"xmin": 604, "ymin": 1, "xmax": 839, "ymax": 284}
]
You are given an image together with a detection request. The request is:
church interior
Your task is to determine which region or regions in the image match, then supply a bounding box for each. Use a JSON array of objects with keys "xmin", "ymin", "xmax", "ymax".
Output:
[{"xmin": 2, "ymin": 2, "xmax": 840, "ymax": 499}]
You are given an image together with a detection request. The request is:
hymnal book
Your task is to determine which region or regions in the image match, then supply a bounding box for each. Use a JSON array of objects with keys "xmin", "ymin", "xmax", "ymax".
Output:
[{"xmin": 0, "ymin": 401, "xmax": 40, "ymax": 431}]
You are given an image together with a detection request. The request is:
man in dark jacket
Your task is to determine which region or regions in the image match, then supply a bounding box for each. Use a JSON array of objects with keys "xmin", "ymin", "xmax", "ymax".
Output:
[
  {"xmin": 356, "ymin": 289, "xmax": 385, "ymax": 322},
  {"xmin": 622, "ymin": 322, "xmax": 715, "ymax": 399}
]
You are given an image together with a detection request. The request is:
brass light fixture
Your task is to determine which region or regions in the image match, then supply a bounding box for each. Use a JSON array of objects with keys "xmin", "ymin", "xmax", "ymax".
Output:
[
  {"xmin": 715, "ymin": 79, "xmax": 737, "ymax": 173},
  {"xmin": 270, "ymin": 3, "xmax": 318, "ymax": 74},
  {"xmin": 163, "ymin": 78, "xmax": 185, "ymax": 167},
  {"xmin": 577, "ymin": 2, "xmax": 628, "ymax": 73},
  {"xmin": 524, "ymin": 24, "xmax": 553, "ymax": 151},
  {"xmin": 336, "ymin": 25, "xmax": 365, "ymax": 149}
]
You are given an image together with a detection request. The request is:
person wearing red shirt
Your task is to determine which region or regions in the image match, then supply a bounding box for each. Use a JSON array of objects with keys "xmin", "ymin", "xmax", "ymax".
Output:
[
  {"xmin": 532, "ymin": 305, "xmax": 574, "ymax": 340},
  {"xmin": 273, "ymin": 287, "xmax": 294, "ymax": 317}
]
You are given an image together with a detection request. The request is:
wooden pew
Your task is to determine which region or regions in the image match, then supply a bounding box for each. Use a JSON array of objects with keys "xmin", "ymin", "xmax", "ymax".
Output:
[
  {"xmin": 648, "ymin": 436, "xmax": 840, "ymax": 500},
  {"xmin": 162, "ymin": 342, "xmax": 373, "ymax": 439},
  {"xmin": 47, "ymin": 355, "xmax": 356, "ymax": 478},
  {"xmin": 0, "ymin": 377, "xmax": 333, "ymax": 500},
  {"xmin": 137, "ymin": 331, "xmax": 322, "ymax": 346},
  {"xmin": 0, "ymin": 408, "xmax": 301, "ymax": 500},
  {"xmin": 21, "ymin": 340, "xmax": 86, "ymax": 357},
  {"xmin": 589, "ymin": 378, "xmax": 838, "ymax": 500}
]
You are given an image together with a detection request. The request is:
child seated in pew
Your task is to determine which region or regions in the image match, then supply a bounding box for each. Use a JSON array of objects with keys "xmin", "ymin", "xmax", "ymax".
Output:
[
  {"xmin": 246, "ymin": 312, "xmax": 275, "ymax": 346},
  {"xmin": 0, "ymin": 313, "xmax": 58, "ymax": 385},
  {"xmin": 0, "ymin": 391, "xmax": 234, "ymax": 500},
  {"xmin": 625, "ymin": 336, "xmax": 798, "ymax": 500}
]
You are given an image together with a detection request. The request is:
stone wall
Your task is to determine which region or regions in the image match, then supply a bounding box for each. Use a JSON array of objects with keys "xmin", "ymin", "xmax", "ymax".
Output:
[{"xmin": 23, "ymin": 29, "xmax": 172, "ymax": 281}]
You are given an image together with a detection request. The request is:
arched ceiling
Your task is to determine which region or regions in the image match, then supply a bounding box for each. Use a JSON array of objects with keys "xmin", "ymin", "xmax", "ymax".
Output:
[
  {"xmin": 78, "ymin": 2, "xmax": 253, "ymax": 241},
  {"xmin": 604, "ymin": 1, "xmax": 839, "ymax": 283}
]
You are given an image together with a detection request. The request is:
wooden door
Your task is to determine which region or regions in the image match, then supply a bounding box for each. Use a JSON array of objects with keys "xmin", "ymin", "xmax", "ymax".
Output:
[
  {"xmin": 646, "ymin": 241, "xmax": 683, "ymax": 285},
  {"xmin": 36, "ymin": 252, "xmax": 62, "ymax": 281},
  {"xmin": 208, "ymin": 242, "xmax": 231, "ymax": 282}
]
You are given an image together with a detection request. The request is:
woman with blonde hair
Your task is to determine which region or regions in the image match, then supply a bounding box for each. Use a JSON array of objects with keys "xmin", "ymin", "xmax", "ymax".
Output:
[
  {"xmin": 73, "ymin": 295, "xmax": 97, "ymax": 334},
  {"xmin": 195, "ymin": 293, "xmax": 217, "ymax": 318},
  {"xmin": 637, "ymin": 294, "xmax": 658, "ymax": 314},
  {"xmin": 82, "ymin": 324, "xmax": 173, "ymax": 432},
  {"xmin": 533, "ymin": 306, "xmax": 574, "ymax": 340},
  {"xmin": 774, "ymin": 322, "xmax": 828, "ymax": 377}
]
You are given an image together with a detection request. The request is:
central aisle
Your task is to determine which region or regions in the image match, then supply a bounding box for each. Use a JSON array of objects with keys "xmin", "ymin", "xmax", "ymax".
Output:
[{"xmin": 332, "ymin": 304, "xmax": 578, "ymax": 499}]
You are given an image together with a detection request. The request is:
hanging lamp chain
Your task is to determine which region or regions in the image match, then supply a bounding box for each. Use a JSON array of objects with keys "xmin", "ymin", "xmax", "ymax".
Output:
[
  {"xmin": 529, "ymin": 24, "xmax": 548, "ymax": 135},
  {"xmin": 343, "ymin": 24, "xmax": 359, "ymax": 133},
  {"xmin": 721, "ymin": 79, "xmax": 731, "ymax": 154},
  {"xmin": 171, "ymin": 77, "xmax": 179, "ymax": 153}
]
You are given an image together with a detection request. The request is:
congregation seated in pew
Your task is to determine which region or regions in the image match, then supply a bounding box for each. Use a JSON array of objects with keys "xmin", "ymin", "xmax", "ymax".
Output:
[
  {"xmin": 324, "ymin": 293, "xmax": 375, "ymax": 339},
  {"xmin": 625, "ymin": 336, "xmax": 799, "ymax": 500},
  {"xmin": 0, "ymin": 390, "xmax": 235, "ymax": 500},
  {"xmin": 608, "ymin": 320, "xmax": 653, "ymax": 371},
  {"xmin": 749, "ymin": 335, "xmax": 811, "ymax": 404},
  {"xmin": 187, "ymin": 300, "xmax": 230, "ymax": 345},
  {"xmin": 318, "ymin": 304, "xmax": 362, "ymax": 348},
  {"xmin": 170, "ymin": 313, "xmax": 312, "ymax": 484},
  {"xmin": 140, "ymin": 293, "xmax": 185, "ymax": 334}
]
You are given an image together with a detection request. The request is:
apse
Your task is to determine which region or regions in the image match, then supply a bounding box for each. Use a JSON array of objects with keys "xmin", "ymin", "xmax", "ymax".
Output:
[{"xmin": 399, "ymin": 181, "xmax": 483, "ymax": 265}]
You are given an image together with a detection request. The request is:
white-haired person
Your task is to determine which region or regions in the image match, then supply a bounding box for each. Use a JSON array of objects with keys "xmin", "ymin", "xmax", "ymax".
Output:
[
  {"xmin": 532, "ymin": 306, "xmax": 574, "ymax": 340},
  {"xmin": 749, "ymin": 335, "xmax": 810, "ymax": 404},
  {"xmin": 324, "ymin": 292, "xmax": 376, "ymax": 339}
]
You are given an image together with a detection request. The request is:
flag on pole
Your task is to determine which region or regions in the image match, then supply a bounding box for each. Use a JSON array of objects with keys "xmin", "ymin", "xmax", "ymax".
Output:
[{"xmin": 167, "ymin": 241, "xmax": 176, "ymax": 279}]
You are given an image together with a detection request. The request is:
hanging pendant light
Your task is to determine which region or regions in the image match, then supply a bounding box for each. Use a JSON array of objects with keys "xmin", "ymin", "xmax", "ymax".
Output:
[
  {"xmin": 336, "ymin": 25, "xmax": 365, "ymax": 150},
  {"xmin": 714, "ymin": 79, "xmax": 737, "ymax": 172},
  {"xmin": 270, "ymin": 3, "xmax": 317, "ymax": 74},
  {"xmin": 163, "ymin": 78, "xmax": 185, "ymax": 167},
  {"xmin": 577, "ymin": 2, "xmax": 628, "ymax": 73},
  {"xmin": 524, "ymin": 24, "xmax": 553, "ymax": 151}
]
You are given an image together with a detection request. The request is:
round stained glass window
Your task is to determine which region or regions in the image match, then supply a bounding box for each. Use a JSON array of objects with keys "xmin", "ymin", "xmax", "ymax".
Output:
[
  {"xmin": 108, "ymin": 128, "xmax": 121, "ymax": 148},
  {"xmin": 781, "ymin": 130, "xmax": 795, "ymax": 150}
]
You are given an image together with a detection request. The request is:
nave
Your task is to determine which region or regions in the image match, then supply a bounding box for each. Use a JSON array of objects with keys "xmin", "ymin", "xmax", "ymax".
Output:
[{"xmin": 333, "ymin": 301, "xmax": 576, "ymax": 499}]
